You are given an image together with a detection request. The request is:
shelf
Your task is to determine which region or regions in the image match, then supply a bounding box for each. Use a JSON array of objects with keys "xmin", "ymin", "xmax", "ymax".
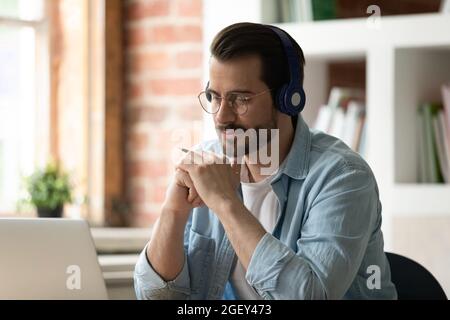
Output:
[
  {"xmin": 390, "ymin": 184, "xmax": 450, "ymax": 215},
  {"xmin": 277, "ymin": 13, "xmax": 450, "ymax": 58},
  {"xmin": 90, "ymin": 227, "xmax": 151, "ymax": 254}
]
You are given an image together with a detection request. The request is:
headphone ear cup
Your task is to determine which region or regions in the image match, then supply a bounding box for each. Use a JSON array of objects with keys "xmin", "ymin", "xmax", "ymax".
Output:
[
  {"xmin": 276, "ymin": 84, "xmax": 289, "ymax": 114},
  {"xmin": 283, "ymin": 86, "xmax": 306, "ymax": 116},
  {"xmin": 297, "ymin": 87, "xmax": 306, "ymax": 113},
  {"xmin": 276, "ymin": 84, "xmax": 305, "ymax": 116},
  {"xmin": 288, "ymin": 86, "xmax": 306, "ymax": 114}
]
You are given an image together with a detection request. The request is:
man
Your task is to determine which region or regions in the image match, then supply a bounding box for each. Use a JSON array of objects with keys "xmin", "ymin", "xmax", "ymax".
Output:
[{"xmin": 134, "ymin": 22, "xmax": 397, "ymax": 300}]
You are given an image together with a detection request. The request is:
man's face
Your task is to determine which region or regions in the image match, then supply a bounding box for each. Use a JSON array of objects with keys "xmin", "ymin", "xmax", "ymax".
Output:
[{"xmin": 209, "ymin": 55, "xmax": 279, "ymax": 158}]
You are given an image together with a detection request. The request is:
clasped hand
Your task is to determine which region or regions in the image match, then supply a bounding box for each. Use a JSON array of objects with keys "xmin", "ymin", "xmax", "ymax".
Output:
[{"xmin": 176, "ymin": 150, "xmax": 241, "ymax": 213}]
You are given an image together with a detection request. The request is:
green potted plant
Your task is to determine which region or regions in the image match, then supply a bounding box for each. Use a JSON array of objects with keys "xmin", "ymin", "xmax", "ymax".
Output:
[{"xmin": 26, "ymin": 163, "xmax": 73, "ymax": 218}]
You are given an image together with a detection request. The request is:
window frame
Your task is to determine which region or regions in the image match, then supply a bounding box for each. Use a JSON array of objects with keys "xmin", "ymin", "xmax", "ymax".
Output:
[{"xmin": 0, "ymin": 2, "xmax": 50, "ymax": 215}]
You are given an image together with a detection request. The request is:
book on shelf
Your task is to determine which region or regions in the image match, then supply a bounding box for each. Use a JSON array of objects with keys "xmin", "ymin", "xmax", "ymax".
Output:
[
  {"xmin": 311, "ymin": 0, "xmax": 336, "ymax": 21},
  {"xmin": 417, "ymin": 102, "xmax": 447, "ymax": 183},
  {"xmin": 417, "ymin": 112, "xmax": 427, "ymax": 183},
  {"xmin": 289, "ymin": 0, "xmax": 337, "ymax": 22},
  {"xmin": 416, "ymin": 84, "xmax": 450, "ymax": 184},
  {"xmin": 356, "ymin": 118, "xmax": 367, "ymax": 157},
  {"xmin": 278, "ymin": 0, "xmax": 291, "ymax": 23},
  {"xmin": 441, "ymin": 0, "xmax": 450, "ymax": 13},
  {"xmin": 276, "ymin": 0, "xmax": 312, "ymax": 23},
  {"xmin": 261, "ymin": 0, "xmax": 280, "ymax": 23},
  {"xmin": 433, "ymin": 111, "xmax": 450, "ymax": 182},
  {"xmin": 328, "ymin": 105, "xmax": 345, "ymax": 138},
  {"xmin": 440, "ymin": 109, "xmax": 450, "ymax": 180},
  {"xmin": 441, "ymin": 83, "xmax": 450, "ymax": 142},
  {"xmin": 351, "ymin": 103, "xmax": 366, "ymax": 151},
  {"xmin": 313, "ymin": 87, "xmax": 366, "ymax": 155}
]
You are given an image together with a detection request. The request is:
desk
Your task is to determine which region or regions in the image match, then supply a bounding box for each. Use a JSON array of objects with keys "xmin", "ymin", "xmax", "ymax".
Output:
[
  {"xmin": 91, "ymin": 227, "xmax": 151, "ymax": 300},
  {"xmin": 98, "ymin": 254, "xmax": 139, "ymax": 300}
]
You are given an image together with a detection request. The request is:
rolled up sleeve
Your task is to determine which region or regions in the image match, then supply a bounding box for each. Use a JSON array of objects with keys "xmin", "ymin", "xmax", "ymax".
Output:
[
  {"xmin": 246, "ymin": 165, "xmax": 377, "ymax": 300},
  {"xmin": 134, "ymin": 245, "xmax": 191, "ymax": 300}
]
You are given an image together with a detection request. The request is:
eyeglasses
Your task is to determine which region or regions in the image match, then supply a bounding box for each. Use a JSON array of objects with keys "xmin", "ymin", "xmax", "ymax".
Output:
[{"xmin": 197, "ymin": 88, "xmax": 273, "ymax": 116}]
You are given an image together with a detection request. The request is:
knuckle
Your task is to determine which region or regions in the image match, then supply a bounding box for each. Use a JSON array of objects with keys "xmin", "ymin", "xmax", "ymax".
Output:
[{"xmin": 196, "ymin": 165, "xmax": 205, "ymax": 173}]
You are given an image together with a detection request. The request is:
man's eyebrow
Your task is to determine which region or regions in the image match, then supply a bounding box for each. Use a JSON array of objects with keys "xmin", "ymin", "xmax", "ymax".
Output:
[{"xmin": 207, "ymin": 88, "xmax": 255, "ymax": 95}]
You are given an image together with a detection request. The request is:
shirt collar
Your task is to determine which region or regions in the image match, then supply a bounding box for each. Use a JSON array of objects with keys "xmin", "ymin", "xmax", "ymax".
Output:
[{"xmin": 277, "ymin": 115, "xmax": 311, "ymax": 180}]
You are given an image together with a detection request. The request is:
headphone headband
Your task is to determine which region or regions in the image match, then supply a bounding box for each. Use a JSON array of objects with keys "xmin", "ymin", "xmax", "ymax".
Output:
[{"xmin": 266, "ymin": 25, "xmax": 306, "ymax": 116}]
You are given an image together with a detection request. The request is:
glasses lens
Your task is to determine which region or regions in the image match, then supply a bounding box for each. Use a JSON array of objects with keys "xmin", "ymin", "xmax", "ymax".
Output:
[
  {"xmin": 199, "ymin": 91, "xmax": 219, "ymax": 114},
  {"xmin": 232, "ymin": 96, "xmax": 248, "ymax": 115}
]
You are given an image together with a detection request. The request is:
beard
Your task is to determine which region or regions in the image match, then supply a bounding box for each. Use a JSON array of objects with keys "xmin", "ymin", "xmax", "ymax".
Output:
[{"xmin": 216, "ymin": 108, "xmax": 278, "ymax": 161}]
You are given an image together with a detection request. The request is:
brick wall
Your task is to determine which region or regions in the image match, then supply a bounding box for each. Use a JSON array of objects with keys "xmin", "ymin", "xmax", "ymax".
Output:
[{"xmin": 123, "ymin": 0, "xmax": 204, "ymax": 227}]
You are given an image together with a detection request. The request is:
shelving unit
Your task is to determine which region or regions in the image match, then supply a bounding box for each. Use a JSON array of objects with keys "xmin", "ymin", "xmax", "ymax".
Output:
[
  {"xmin": 390, "ymin": 184, "xmax": 450, "ymax": 215},
  {"xmin": 202, "ymin": 0, "xmax": 450, "ymax": 250}
]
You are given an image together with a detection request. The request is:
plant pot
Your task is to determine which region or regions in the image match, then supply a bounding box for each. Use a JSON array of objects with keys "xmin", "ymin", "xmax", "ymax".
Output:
[{"xmin": 37, "ymin": 205, "xmax": 63, "ymax": 218}]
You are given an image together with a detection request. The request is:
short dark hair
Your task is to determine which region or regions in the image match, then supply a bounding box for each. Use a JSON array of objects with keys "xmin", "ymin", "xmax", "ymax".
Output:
[{"xmin": 210, "ymin": 22, "xmax": 306, "ymax": 109}]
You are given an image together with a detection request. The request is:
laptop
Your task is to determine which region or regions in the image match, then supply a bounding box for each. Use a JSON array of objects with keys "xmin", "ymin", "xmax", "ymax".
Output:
[{"xmin": 0, "ymin": 218, "xmax": 108, "ymax": 299}]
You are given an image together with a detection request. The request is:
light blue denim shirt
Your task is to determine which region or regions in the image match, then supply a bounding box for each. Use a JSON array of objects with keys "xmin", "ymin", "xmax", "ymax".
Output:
[{"xmin": 134, "ymin": 116, "xmax": 397, "ymax": 300}]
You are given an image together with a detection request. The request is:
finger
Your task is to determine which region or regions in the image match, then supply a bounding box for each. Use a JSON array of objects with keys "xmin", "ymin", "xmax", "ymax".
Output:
[
  {"xmin": 191, "ymin": 195, "xmax": 200, "ymax": 205},
  {"xmin": 182, "ymin": 150, "xmax": 204, "ymax": 165},
  {"xmin": 192, "ymin": 197, "xmax": 204, "ymax": 208},
  {"xmin": 175, "ymin": 168, "xmax": 194, "ymax": 188},
  {"xmin": 178, "ymin": 153, "xmax": 197, "ymax": 172},
  {"xmin": 203, "ymin": 150, "xmax": 228, "ymax": 164},
  {"xmin": 176, "ymin": 168, "xmax": 201, "ymax": 203},
  {"xmin": 188, "ymin": 186, "xmax": 199, "ymax": 203},
  {"xmin": 202, "ymin": 150, "xmax": 230, "ymax": 164}
]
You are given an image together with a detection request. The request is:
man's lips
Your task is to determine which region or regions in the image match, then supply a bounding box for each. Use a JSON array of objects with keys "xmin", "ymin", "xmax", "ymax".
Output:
[
  {"xmin": 218, "ymin": 128, "xmax": 247, "ymax": 138},
  {"xmin": 222, "ymin": 130, "xmax": 235, "ymax": 136}
]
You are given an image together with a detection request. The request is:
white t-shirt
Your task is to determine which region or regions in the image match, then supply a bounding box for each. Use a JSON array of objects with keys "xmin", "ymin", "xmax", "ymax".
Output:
[{"xmin": 229, "ymin": 165, "xmax": 280, "ymax": 300}]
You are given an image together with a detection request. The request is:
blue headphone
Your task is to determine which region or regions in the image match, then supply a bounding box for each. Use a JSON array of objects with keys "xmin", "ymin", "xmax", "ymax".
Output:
[{"xmin": 267, "ymin": 26, "xmax": 306, "ymax": 116}]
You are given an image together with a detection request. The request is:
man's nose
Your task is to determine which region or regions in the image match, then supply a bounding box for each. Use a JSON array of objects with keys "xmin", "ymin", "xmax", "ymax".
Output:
[{"xmin": 215, "ymin": 99, "xmax": 236, "ymax": 123}]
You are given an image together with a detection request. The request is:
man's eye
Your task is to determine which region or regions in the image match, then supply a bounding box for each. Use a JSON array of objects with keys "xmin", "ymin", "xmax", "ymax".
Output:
[
  {"xmin": 209, "ymin": 95, "xmax": 222, "ymax": 104},
  {"xmin": 234, "ymin": 96, "xmax": 247, "ymax": 104}
]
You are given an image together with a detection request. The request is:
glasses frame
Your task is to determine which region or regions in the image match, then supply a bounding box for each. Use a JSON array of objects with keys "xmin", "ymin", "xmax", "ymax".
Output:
[{"xmin": 197, "ymin": 88, "xmax": 273, "ymax": 116}]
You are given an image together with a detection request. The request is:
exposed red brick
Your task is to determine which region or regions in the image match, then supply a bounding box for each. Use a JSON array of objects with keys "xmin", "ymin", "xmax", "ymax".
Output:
[
  {"xmin": 129, "ymin": 160, "xmax": 169, "ymax": 177},
  {"xmin": 146, "ymin": 77, "xmax": 201, "ymax": 95},
  {"xmin": 128, "ymin": 131, "xmax": 149, "ymax": 151},
  {"xmin": 148, "ymin": 184, "xmax": 167, "ymax": 203},
  {"xmin": 127, "ymin": 82, "xmax": 145, "ymax": 99},
  {"xmin": 175, "ymin": 50, "xmax": 202, "ymax": 69},
  {"xmin": 128, "ymin": 105, "xmax": 169, "ymax": 123},
  {"xmin": 124, "ymin": 0, "xmax": 204, "ymax": 227},
  {"xmin": 129, "ymin": 184, "xmax": 146, "ymax": 204},
  {"xmin": 126, "ymin": 0, "xmax": 170, "ymax": 20},
  {"xmin": 127, "ymin": 24, "xmax": 202, "ymax": 47},
  {"xmin": 129, "ymin": 51, "xmax": 172, "ymax": 73},
  {"xmin": 176, "ymin": 24, "xmax": 203, "ymax": 42},
  {"xmin": 152, "ymin": 129, "xmax": 177, "ymax": 150},
  {"xmin": 153, "ymin": 24, "xmax": 202, "ymax": 43},
  {"xmin": 177, "ymin": 103, "xmax": 203, "ymax": 121},
  {"xmin": 175, "ymin": 0, "xmax": 202, "ymax": 17},
  {"xmin": 125, "ymin": 26, "xmax": 148, "ymax": 47}
]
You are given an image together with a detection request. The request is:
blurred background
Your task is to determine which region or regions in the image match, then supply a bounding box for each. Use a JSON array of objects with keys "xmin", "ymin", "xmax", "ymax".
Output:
[{"xmin": 0, "ymin": 0, "xmax": 449, "ymax": 298}]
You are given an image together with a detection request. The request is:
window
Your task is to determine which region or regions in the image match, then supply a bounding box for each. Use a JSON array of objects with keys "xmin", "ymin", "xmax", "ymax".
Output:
[{"xmin": 0, "ymin": 0, "xmax": 49, "ymax": 214}]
